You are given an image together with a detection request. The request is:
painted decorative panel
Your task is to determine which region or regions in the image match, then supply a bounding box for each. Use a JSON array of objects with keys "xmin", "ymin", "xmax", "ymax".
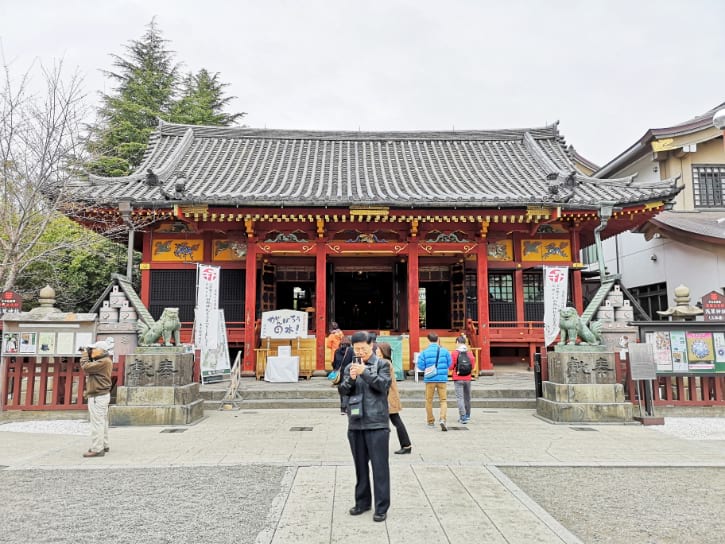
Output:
[
  {"xmin": 212, "ymin": 240, "xmax": 248, "ymax": 261},
  {"xmin": 425, "ymin": 230, "xmax": 470, "ymax": 242},
  {"xmin": 521, "ymin": 239, "xmax": 571, "ymax": 261},
  {"xmin": 152, "ymin": 239, "xmax": 204, "ymax": 262},
  {"xmin": 487, "ymin": 240, "xmax": 513, "ymax": 261},
  {"xmin": 263, "ymin": 230, "xmax": 310, "ymax": 242}
]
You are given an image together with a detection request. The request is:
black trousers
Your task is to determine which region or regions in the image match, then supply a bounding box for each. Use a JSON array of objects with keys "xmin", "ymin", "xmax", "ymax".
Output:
[
  {"xmin": 347, "ymin": 428, "xmax": 390, "ymax": 515},
  {"xmin": 389, "ymin": 413, "xmax": 411, "ymax": 448}
]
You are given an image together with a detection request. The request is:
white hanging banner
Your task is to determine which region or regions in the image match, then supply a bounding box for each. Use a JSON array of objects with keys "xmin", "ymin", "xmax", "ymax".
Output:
[
  {"xmin": 260, "ymin": 310, "xmax": 309, "ymax": 339},
  {"xmin": 194, "ymin": 264, "xmax": 220, "ymax": 347},
  {"xmin": 200, "ymin": 309, "xmax": 231, "ymax": 379},
  {"xmin": 544, "ymin": 266, "xmax": 569, "ymax": 346}
]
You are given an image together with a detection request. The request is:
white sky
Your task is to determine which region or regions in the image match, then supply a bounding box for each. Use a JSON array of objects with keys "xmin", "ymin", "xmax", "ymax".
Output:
[{"xmin": 1, "ymin": 0, "xmax": 724, "ymax": 167}]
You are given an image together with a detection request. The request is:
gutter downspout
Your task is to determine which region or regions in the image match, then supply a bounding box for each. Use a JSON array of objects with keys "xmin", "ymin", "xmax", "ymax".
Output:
[
  {"xmin": 119, "ymin": 200, "xmax": 135, "ymax": 281},
  {"xmin": 593, "ymin": 203, "xmax": 615, "ymax": 281}
]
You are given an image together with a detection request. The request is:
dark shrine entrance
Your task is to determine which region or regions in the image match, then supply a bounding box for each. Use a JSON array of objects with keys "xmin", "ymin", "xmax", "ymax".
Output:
[{"xmin": 334, "ymin": 271, "xmax": 393, "ymax": 330}]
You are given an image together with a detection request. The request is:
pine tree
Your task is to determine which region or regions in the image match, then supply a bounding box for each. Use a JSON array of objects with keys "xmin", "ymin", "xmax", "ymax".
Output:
[
  {"xmin": 86, "ymin": 19, "xmax": 178, "ymax": 176},
  {"xmin": 170, "ymin": 69, "xmax": 246, "ymax": 126}
]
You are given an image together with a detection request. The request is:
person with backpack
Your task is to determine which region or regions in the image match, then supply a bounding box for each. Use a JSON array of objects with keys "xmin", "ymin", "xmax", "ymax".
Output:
[
  {"xmin": 451, "ymin": 343, "xmax": 473, "ymax": 424},
  {"xmin": 417, "ymin": 332, "xmax": 453, "ymax": 431}
]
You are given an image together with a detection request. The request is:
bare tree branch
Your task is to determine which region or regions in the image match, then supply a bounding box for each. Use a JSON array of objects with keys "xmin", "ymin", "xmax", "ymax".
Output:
[{"xmin": 0, "ymin": 53, "xmax": 94, "ymax": 291}]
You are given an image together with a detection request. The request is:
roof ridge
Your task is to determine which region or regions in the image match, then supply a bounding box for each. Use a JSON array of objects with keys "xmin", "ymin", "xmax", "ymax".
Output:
[{"xmin": 155, "ymin": 122, "xmax": 562, "ymax": 141}]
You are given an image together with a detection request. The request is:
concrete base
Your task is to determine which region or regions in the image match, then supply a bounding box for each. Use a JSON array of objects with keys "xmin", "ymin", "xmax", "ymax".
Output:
[
  {"xmin": 110, "ymin": 383, "xmax": 203, "ymax": 426},
  {"xmin": 110, "ymin": 400, "xmax": 204, "ymax": 426},
  {"xmin": 537, "ymin": 397, "xmax": 633, "ymax": 423}
]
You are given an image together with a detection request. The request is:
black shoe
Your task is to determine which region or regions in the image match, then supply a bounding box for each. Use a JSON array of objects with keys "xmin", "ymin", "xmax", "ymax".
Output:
[
  {"xmin": 373, "ymin": 512, "xmax": 387, "ymax": 522},
  {"xmin": 349, "ymin": 506, "xmax": 371, "ymax": 516},
  {"xmin": 394, "ymin": 446, "xmax": 412, "ymax": 455}
]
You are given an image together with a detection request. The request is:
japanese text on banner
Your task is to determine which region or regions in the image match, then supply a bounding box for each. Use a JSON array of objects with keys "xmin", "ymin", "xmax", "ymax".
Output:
[{"xmin": 544, "ymin": 266, "xmax": 569, "ymax": 346}]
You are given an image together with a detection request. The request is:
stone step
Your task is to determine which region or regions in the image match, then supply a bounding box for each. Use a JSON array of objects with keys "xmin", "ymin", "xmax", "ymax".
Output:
[
  {"xmin": 200, "ymin": 387, "xmax": 535, "ymax": 402},
  {"xmin": 206, "ymin": 397, "xmax": 536, "ymax": 410}
]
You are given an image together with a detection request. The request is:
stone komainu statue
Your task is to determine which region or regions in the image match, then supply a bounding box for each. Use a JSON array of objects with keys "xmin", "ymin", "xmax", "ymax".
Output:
[
  {"xmin": 137, "ymin": 308, "xmax": 182, "ymax": 347},
  {"xmin": 558, "ymin": 307, "xmax": 603, "ymax": 345}
]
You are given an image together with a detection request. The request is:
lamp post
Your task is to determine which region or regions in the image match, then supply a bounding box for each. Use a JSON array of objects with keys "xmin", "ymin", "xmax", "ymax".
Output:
[{"xmin": 118, "ymin": 199, "xmax": 134, "ymax": 281}]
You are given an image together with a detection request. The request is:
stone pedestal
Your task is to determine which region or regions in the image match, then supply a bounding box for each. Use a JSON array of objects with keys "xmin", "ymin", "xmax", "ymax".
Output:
[
  {"xmin": 537, "ymin": 350, "xmax": 633, "ymax": 424},
  {"xmin": 110, "ymin": 351, "xmax": 203, "ymax": 426}
]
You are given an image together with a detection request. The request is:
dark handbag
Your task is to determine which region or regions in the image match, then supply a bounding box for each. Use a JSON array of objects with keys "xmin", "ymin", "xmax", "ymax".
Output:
[{"xmin": 348, "ymin": 393, "xmax": 363, "ymax": 419}]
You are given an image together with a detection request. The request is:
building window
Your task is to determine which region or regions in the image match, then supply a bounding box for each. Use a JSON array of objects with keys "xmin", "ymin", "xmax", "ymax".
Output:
[
  {"xmin": 693, "ymin": 165, "xmax": 725, "ymax": 208},
  {"xmin": 629, "ymin": 282, "xmax": 668, "ymax": 321},
  {"xmin": 488, "ymin": 272, "xmax": 516, "ymax": 322},
  {"xmin": 523, "ymin": 271, "xmax": 544, "ymax": 321},
  {"xmin": 149, "ymin": 270, "xmax": 196, "ymax": 322}
]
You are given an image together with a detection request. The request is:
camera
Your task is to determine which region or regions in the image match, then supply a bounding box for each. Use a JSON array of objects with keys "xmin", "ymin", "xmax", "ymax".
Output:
[{"xmin": 78, "ymin": 346, "xmax": 94, "ymax": 358}]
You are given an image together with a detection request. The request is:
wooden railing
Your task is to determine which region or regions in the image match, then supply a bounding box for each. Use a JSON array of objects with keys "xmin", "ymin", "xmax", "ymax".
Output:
[
  {"xmin": 627, "ymin": 373, "xmax": 725, "ymax": 407},
  {"xmin": 2, "ymin": 356, "xmax": 125, "ymax": 411}
]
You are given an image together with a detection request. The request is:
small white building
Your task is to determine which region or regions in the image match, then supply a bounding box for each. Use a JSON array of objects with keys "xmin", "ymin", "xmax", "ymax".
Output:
[{"xmin": 589, "ymin": 102, "xmax": 725, "ymax": 317}]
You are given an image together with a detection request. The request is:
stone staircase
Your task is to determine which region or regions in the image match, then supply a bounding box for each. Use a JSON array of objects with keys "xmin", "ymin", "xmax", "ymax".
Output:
[{"xmin": 200, "ymin": 370, "xmax": 537, "ymax": 410}]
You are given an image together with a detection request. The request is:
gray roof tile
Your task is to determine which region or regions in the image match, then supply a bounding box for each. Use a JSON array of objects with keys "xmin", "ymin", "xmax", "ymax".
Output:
[{"xmin": 69, "ymin": 122, "xmax": 682, "ymax": 210}]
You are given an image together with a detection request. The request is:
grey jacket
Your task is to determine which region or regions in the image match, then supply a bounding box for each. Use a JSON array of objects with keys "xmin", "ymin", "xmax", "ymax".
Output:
[{"xmin": 338, "ymin": 353, "xmax": 391, "ymax": 430}]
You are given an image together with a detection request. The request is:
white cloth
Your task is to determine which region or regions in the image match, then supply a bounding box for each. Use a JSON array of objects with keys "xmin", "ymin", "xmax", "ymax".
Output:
[
  {"xmin": 88, "ymin": 393, "xmax": 110, "ymax": 453},
  {"xmin": 264, "ymin": 356, "xmax": 299, "ymax": 382}
]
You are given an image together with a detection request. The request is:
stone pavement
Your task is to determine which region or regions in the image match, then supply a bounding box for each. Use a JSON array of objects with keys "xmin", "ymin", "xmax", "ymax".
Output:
[{"xmin": 2, "ymin": 405, "xmax": 725, "ymax": 544}]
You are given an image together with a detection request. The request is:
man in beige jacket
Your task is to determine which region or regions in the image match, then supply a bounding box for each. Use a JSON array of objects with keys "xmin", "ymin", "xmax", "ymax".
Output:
[{"xmin": 80, "ymin": 338, "xmax": 114, "ymax": 458}]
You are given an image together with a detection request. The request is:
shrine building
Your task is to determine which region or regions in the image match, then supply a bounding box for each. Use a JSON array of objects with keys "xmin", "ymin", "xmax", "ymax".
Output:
[{"xmin": 67, "ymin": 121, "xmax": 681, "ymax": 375}]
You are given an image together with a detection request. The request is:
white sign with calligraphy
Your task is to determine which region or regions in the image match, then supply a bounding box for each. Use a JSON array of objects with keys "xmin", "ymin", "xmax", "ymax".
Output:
[{"xmin": 261, "ymin": 310, "xmax": 309, "ymax": 339}]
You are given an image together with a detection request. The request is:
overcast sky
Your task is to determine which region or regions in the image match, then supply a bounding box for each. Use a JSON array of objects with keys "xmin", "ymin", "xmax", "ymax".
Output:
[{"xmin": 2, "ymin": 0, "xmax": 724, "ymax": 166}]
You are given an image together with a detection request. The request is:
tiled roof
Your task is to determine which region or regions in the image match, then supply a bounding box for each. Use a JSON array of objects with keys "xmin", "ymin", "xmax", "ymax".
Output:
[
  {"xmin": 69, "ymin": 121, "xmax": 681, "ymax": 210},
  {"xmin": 595, "ymin": 101, "xmax": 725, "ymax": 178},
  {"xmin": 650, "ymin": 210, "xmax": 725, "ymax": 240}
]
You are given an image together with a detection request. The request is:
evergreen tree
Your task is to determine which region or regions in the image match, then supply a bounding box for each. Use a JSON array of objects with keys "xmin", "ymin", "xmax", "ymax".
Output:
[
  {"xmin": 87, "ymin": 19, "xmax": 245, "ymax": 177},
  {"xmin": 86, "ymin": 18, "xmax": 178, "ymax": 176},
  {"xmin": 170, "ymin": 69, "xmax": 246, "ymax": 126}
]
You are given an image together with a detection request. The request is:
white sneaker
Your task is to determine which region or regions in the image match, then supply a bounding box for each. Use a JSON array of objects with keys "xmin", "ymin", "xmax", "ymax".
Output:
[{"xmin": 439, "ymin": 420, "xmax": 447, "ymax": 431}]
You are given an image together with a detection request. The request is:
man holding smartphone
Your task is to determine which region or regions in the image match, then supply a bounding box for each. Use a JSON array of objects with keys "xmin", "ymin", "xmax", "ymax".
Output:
[{"xmin": 337, "ymin": 330, "xmax": 392, "ymax": 522}]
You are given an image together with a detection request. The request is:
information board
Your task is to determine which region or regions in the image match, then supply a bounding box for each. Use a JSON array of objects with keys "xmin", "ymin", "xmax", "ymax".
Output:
[{"xmin": 629, "ymin": 343, "xmax": 657, "ymax": 381}]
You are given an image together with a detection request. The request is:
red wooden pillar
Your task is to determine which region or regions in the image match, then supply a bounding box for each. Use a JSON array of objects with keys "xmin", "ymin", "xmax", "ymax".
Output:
[
  {"xmin": 407, "ymin": 244, "xmax": 420, "ymax": 370},
  {"xmin": 514, "ymin": 268, "xmax": 524, "ymax": 322},
  {"xmin": 243, "ymin": 241, "xmax": 258, "ymax": 371},
  {"xmin": 140, "ymin": 234, "xmax": 152, "ymax": 306},
  {"xmin": 315, "ymin": 243, "xmax": 327, "ymax": 370},
  {"xmin": 476, "ymin": 242, "xmax": 493, "ymax": 371},
  {"xmin": 570, "ymin": 224, "xmax": 583, "ymax": 312}
]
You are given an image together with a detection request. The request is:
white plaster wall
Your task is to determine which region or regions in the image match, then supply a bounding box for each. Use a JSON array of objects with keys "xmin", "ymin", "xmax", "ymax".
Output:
[{"xmin": 602, "ymin": 231, "xmax": 725, "ymax": 301}]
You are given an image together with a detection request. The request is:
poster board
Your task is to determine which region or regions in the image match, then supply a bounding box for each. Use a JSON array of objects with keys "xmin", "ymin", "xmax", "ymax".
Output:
[{"xmin": 377, "ymin": 335, "xmax": 404, "ymax": 381}]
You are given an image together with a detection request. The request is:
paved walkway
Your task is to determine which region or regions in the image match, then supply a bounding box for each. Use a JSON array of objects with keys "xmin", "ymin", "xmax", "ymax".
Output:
[{"xmin": 2, "ymin": 406, "xmax": 724, "ymax": 544}]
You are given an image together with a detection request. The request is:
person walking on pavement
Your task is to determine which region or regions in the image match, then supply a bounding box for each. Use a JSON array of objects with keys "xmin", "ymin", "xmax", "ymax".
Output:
[
  {"xmin": 80, "ymin": 338, "xmax": 114, "ymax": 458},
  {"xmin": 377, "ymin": 342, "xmax": 412, "ymax": 455},
  {"xmin": 451, "ymin": 343, "xmax": 473, "ymax": 423},
  {"xmin": 417, "ymin": 332, "xmax": 453, "ymax": 431},
  {"xmin": 338, "ymin": 331, "xmax": 392, "ymax": 522}
]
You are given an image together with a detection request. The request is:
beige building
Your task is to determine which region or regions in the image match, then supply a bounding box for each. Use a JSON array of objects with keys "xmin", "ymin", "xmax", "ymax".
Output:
[{"xmin": 591, "ymin": 102, "xmax": 725, "ymax": 317}]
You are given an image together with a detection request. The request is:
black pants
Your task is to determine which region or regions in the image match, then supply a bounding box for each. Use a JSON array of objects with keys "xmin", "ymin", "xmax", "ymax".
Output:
[
  {"xmin": 347, "ymin": 428, "xmax": 390, "ymax": 515},
  {"xmin": 389, "ymin": 413, "xmax": 411, "ymax": 448}
]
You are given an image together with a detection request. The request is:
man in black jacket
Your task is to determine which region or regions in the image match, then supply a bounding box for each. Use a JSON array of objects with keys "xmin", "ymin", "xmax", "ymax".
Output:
[{"xmin": 338, "ymin": 330, "xmax": 391, "ymax": 522}]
